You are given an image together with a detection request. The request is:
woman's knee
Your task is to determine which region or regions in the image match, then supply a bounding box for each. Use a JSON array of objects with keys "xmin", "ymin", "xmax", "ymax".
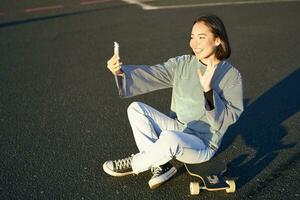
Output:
[
  {"xmin": 127, "ymin": 101, "xmax": 142, "ymax": 116},
  {"xmin": 127, "ymin": 101, "xmax": 153, "ymax": 119}
]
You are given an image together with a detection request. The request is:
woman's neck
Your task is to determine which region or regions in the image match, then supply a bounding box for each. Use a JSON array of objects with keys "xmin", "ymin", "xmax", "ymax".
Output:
[{"xmin": 200, "ymin": 56, "xmax": 221, "ymax": 66}]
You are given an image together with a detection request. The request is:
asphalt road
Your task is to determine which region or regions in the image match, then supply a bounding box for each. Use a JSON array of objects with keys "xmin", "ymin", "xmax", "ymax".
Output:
[{"xmin": 1, "ymin": 0, "xmax": 300, "ymax": 199}]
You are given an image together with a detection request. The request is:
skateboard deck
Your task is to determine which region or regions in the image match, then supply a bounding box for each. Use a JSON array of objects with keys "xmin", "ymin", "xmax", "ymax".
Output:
[{"xmin": 185, "ymin": 153, "xmax": 235, "ymax": 195}]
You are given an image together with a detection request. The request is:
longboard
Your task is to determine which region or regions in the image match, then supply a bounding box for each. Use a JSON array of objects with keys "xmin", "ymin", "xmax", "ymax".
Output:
[{"xmin": 184, "ymin": 154, "xmax": 236, "ymax": 195}]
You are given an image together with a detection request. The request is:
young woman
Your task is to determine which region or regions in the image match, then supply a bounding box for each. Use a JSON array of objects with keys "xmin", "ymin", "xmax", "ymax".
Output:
[{"xmin": 103, "ymin": 14, "xmax": 243, "ymax": 190}]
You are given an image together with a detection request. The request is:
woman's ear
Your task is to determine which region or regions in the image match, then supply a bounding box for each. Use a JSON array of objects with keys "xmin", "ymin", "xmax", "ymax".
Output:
[{"xmin": 214, "ymin": 37, "xmax": 221, "ymax": 46}]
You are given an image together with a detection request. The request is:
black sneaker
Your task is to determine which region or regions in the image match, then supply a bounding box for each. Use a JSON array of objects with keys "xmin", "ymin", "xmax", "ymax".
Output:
[
  {"xmin": 103, "ymin": 155, "xmax": 134, "ymax": 176},
  {"xmin": 148, "ymin": 162, "xmax": 177, "ymax": 189}
]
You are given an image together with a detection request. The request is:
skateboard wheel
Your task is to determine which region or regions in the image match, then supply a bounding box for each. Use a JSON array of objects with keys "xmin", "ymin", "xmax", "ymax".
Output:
[
  {"xmin": 190, "ymin": 182, "xmax": 200, "ymax": 195},
  {"xmin": 225, "ymin": 180, "xmax": 236, "ymax": 193}
]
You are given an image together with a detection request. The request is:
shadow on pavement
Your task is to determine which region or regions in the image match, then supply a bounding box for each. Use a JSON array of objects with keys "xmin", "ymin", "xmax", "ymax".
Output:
[{"xmin": 222, "ymin": 67, "xmax": 300, "ymax": 189}]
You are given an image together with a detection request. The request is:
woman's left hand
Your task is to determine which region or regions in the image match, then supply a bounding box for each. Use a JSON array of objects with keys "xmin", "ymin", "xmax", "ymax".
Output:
[{"xmin": 197, "ymin": 59, "xmax": 217, "ymax": 92}]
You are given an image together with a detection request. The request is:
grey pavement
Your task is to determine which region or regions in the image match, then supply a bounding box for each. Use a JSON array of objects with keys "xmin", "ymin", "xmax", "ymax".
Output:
[{"xmin": 1, "ymin": 0, "xmax": 300, "ymax": 199}]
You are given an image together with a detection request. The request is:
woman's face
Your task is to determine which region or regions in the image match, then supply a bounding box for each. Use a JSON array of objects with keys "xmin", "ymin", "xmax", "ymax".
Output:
[{"xmin": 190, "ymin": 22, "xmax": 220, "ymax": 62}]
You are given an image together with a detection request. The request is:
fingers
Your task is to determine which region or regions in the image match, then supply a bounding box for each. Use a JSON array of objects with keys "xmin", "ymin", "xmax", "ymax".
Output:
[
  {"xmin": 107, "ymin": 54, "xmax": 119, "ymax": 66},
  {"xmin": 107, "ymin": 54, "xmax": 122, "ymax": 75},
  {"xmin": 110, "ymin": 63, "xmax": 122, "ymax": 75}
]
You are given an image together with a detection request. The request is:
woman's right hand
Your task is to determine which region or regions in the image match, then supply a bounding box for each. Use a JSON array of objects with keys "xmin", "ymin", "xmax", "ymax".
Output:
[{"xmin": 106, "ymin": 54, "xmax": 124, "ymax": 76}]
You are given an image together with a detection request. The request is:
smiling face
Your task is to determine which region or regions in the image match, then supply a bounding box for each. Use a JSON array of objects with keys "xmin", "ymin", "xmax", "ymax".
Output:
[{"xmin": 190, "ymin": 21, "xmax": 221, "ymax": 64}]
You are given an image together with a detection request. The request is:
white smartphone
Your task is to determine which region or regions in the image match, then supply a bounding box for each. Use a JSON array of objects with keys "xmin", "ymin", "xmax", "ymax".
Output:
[{"xmin": 114, "ymin": 41, "xmax": 119, "ymax": 57}]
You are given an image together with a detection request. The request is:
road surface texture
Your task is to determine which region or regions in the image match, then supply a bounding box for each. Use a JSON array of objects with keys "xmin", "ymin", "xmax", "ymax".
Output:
[{"xmin": 1, "ymin": 0, "xmax": 300, "ymax": 199}]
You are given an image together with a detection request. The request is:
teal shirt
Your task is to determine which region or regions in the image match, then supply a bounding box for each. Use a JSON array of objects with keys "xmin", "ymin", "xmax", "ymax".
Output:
[{"xmin": 115, "ymin": 55, "xmax": 243, "ymax": 150}]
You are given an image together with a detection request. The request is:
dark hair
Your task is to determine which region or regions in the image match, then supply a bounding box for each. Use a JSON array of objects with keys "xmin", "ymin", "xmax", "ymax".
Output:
[{"xmin": 193, "ymin": 14, "xmax": 231, "ymax": 60}]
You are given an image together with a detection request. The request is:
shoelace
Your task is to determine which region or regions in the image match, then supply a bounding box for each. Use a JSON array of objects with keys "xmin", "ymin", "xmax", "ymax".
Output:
[
  {"xmin": 151, "ymin": 166, "xmax": 162, "ymax": 176},
  {"xmin": 114, "ymin": 156, "xmax": 132, "ymax": 170}
]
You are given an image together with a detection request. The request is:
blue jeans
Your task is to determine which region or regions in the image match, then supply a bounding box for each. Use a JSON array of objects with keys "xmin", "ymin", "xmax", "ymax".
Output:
[{"xmin": 127, "ymin": 102, "xmax": 216, "ymax": 174}]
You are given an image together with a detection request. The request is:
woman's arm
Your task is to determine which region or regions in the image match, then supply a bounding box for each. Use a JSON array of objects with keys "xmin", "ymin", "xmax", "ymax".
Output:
[
  {"xmin": 205, "ymin": 69, "xmax": 244, "ymax": 131},
  {"xmin": 114, "ymin": 57, "xmax": 180, "ymax": 98}
]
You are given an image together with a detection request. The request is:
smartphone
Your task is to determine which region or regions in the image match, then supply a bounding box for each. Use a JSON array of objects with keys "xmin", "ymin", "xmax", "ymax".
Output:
[{"xmin": 114, "ymin": 41, "xmax": 119, "ymax": 57}]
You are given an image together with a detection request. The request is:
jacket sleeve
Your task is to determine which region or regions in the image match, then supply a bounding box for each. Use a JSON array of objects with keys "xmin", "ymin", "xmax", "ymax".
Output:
[
  {"xmin": 115, "ymin": 57, "xmax": 178, "ymax": 98},
  {"xmin": 205, "ymin": 70, "xmax": 244, "ymax": 130}
]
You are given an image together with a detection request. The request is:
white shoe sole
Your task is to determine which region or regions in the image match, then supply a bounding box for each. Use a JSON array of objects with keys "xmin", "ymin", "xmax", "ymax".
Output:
[
  {"xmin": 148, "ymin": 167, "xmax": 177, "ymax": 189},
  {"xmin": 102, "ymin": 162, "xmax": 134, "ymax": 177}
]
